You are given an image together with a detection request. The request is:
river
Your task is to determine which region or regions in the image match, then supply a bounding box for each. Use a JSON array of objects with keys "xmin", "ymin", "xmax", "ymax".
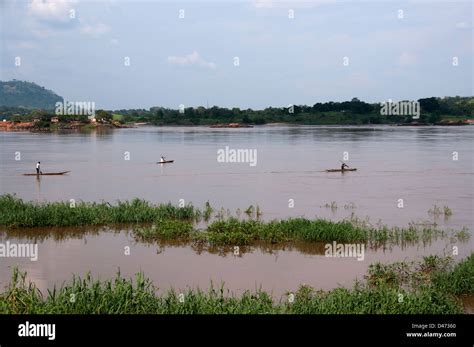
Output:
[{"xmin": 0, "ymin": 125, "xmax": 473, "ymax": 296}]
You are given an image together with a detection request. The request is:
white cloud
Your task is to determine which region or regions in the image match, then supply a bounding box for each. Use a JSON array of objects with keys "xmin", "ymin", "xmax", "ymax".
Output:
[
  {"xmin": 28, "ymin": 0, "xmax": 77, "ymax": 23},
  {"xmin": 167, "ymin": 51, "xmax": 216, "ymax": 69},
  {"xmin": 80, "ymin": 23, "xmax": 110, "ymax": 36},
  {"xmin": 397, "ymin": 52, "xmax": 417, "ymax": 67}
]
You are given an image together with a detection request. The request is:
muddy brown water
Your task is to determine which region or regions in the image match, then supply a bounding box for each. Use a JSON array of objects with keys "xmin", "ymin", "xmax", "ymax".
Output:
[
  {"xmin": 0, "ymin": 226, "xmax": 470, "ymax": 299},
  {"xmin": 0, "ymin": 126, "xmax": 473, "ymax": 305}
]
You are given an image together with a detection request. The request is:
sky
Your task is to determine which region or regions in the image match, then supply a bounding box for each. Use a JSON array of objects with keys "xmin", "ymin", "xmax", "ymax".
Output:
[{"xmin": 0, "ymin": 0, "xmax": 472, "ymax": 110}]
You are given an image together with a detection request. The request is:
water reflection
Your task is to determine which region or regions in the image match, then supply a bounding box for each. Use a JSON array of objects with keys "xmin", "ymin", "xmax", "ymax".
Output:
[
  {"xmin": 1, "ymin": 223, "xmax": 466, "ymax": 257},
  {"xmin": 1, "ymin": 227, "xmax": 470, "ymax": 296},
  {"xmin": 35, "ymin": 175, "xmax": 41, "ymax": 201}
]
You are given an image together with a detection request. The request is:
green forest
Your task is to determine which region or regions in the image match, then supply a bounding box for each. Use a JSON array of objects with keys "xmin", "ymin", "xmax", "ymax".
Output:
[
  {"xmin": 0, "ymin": 80, "xmax": 63, "ymax": 109},
  {"xmin": 110, "ymin": 96, "xmax": 473, "ymax": 125},
  {"xmin": 1, "ymin": 81, "xmax": 473, "ymax": 126}
]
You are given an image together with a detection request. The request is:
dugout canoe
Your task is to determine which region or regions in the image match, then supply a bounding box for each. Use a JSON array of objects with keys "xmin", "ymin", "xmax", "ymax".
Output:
[
  {"xmin": 157, "ymin": 160, "xmax": 174, "ymax": 164},
  {"xmin": 23, "ymin": 171, "xmax": 70, "ymax": 176},
  {"xmin": 326, "ymin": 168, "xmax": 357, "ymax": 172}
]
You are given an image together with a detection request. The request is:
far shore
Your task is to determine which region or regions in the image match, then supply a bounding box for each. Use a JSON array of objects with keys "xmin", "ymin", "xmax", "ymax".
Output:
[{"xmin": 1, "ymin": 120, "xmax": 472, "ymax": 132}]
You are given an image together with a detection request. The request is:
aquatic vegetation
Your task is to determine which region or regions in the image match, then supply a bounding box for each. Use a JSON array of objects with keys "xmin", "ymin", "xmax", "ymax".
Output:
[
  {"xmin": 0, "ymin": 194, "xmax": 200, "ymax": 227},
  {"xmin": 1, "ymin": 255, "xmax": 471, "ymax": 314},
  {"xmin": 194, "ymin": 230, "xmax": 252, "ymax": 246},
  {"xmin": 284, "ymin": 285, "xmax": 461, "ymax": 314},
  {"xmin": 135, "ymin": 220, "xmax": 194, "ymax": 240},
  {"xmin": 443, "ymin": 206, "xmax": 453, "ymax": 217},
  {"xmin": 453, "ymin": 227, "xmax": 470, "ymax": 242},
  {"xmin": 323, "ymin": 201, "xmax": 338, "ymax": 210},
  {"xmin": 203, "ymin": 201, "xmax": 213, "ymax": 221},
  {"xmin": 244, "ymin": 205, "xmax": 254, "ymax": 217},
  {"xmin": 428, "ymin": 204, "xmax": 453, "ymax": 217},
  {"xmin": 365, "ymin": 255, "xmax": 473, "ymax": 296},
  {"xmin": 193, "ymin": 217, "xmax": 370, "ymax": 244},
  {"xmin": 343, "ymin": 202, "xmax": 356, "ymax": 210},
  {"xmin": 0, "ymin": 194, "xmax": 469, "ymax": 247},
  {"xmin": 365, "ymin": 261, "xmax": 411, "ymax": 288},
  {"xmin": 256, "ymin": 205, "xmax": 262, "ymax": 219},
  {"xmin": 430, "ymin": 254, "xmax": 474, "ymax": 295},
  {"xmin": 241, "ymin": 205, "xmax": 262, "ymax": 219},
  {"xmin": 214, "ymin": 207, "xmax": 231, "ymax": 220},
  {"xmin": 133, "ymin": 216, "xmax": 468, "ymax": 248},
  {"xmin": 428, "ymin": 205, "xmax": 442, "ymax": 216}
]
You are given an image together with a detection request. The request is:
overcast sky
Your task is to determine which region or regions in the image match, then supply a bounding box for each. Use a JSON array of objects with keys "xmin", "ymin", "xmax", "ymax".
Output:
[{"xmin": 1, "ymin": 0, "xmax": 472, "ymax": 109}]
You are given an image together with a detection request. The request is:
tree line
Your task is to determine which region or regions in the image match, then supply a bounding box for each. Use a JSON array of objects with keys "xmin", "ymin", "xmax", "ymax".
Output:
[{"xmin": 2, "ymin": 96, "xmax": 472, "ymax": 126}]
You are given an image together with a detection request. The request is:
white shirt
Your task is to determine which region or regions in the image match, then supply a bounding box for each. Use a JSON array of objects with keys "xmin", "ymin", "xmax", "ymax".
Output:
[{"xmin": 36, "ymin": 163, "xmax": 40, "ymax": 169}]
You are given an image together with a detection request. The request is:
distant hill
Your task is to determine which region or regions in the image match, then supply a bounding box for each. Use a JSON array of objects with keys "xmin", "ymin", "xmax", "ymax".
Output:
[{"xmin": 0, "ymin": 80, "xmax": 63, "ymax": 109}]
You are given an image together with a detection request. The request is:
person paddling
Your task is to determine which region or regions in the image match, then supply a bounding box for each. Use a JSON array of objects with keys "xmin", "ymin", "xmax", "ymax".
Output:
[
  {"xmin": 160, "ymin": 156, "xmax": 166, "ymax": 163},
  {"xmin": 36, "ymin": 161, "xmax": 42, "ymax": 175},
  {"xmin": 341, "ymin": 162, "xmax": 349, "ymax": 172}
]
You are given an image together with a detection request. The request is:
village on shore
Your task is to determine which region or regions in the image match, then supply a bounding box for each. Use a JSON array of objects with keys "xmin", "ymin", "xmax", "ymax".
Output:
[{"xmin": 0, "ymin": 111, "xmax": 130, "ymax": 132}]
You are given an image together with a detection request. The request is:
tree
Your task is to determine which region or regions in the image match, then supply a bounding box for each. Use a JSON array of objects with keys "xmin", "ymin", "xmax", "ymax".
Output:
[
  {"xmin": 428, "ymin": 113, "xmax": 442, "ymax": 124},
  {"xmin": 252, "ymin": 116, "xmax": 266, "ymax": 125},
  {"xmin": 418, "ymin": 97, "xmax": 440, "ymax": 113},
  {"xmin": 242, "ymin": 114, "xmax": 251, "ymax": 124},
  {"xmin": 31, "ymin": 109, "xmax": 48, "ymax": 119},
  {"xmin": 96, "ymin": 110, "xmax": 112, "ymax": 123}
]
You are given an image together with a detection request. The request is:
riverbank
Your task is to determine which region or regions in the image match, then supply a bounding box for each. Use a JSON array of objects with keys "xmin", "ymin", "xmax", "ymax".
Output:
[
  {"xmin": 1, "ymin": 254, "xmax": 472, "ymax": 314},
  {"xmin": 0, "ymin": 121, "xmax": 133, "ymax": 132},
  {"xmin": 2, "ymin": 121, "xmax": 473, "ymax": 131}
]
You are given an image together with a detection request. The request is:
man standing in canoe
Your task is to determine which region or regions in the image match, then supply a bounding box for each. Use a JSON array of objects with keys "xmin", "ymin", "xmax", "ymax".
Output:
[
  {"xmin": 160, "ymin": 156, "xmax": 166, "ymax": 163},
  {"xmin": 36, "ymin": 162, "xmax": 42, "ymax": 175},
  {"xmin": 341, "ymin": 162, "xmax": 349, "ymax": 172}
]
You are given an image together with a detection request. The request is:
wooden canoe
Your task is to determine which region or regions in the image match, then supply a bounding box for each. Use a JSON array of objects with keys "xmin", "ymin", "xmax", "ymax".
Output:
[
  {"xmin": 157, "ymin": 160, "xmax": 174, "ymax": 164},
  {"xmin": 326, "ymin": 168, "xmax": 357, "ymax": 172},
  {"xmin": 23, "ymin": 171, "xmax": 70, "ymax": 176}
]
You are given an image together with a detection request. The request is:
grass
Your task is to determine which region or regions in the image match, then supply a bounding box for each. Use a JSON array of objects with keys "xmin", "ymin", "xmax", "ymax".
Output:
[
  {"xmin": 0, "ymin": 194, "xmax": 200, "ymax": 227},
  {"xmin": 365, "ymin": 254, "xmax": 474, "ymax": 295},
  {"xmin": 193, "ymin": 217, "xmax": 458, "ymax": 246},
  {"xmin": 136, "ymin": 217, "xmax": 443, "ymax": 246},
  {"xmin": 135, "ymin": 220, "xmax": 194, "ymax": 240},
  {"xmin": 203, "ymin": 201, "xmax": 213, "ymax": 221},
  {"xmin": 431, "ymin": 254, "xmax": 474, "ymax": 295},
  {"xmin": 1, "ymin": 255, "xmax": 471, "ymax": 314},
  {"xmin": 0, "ymin": 195, "xmax": 468, "ymax": 247}
]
